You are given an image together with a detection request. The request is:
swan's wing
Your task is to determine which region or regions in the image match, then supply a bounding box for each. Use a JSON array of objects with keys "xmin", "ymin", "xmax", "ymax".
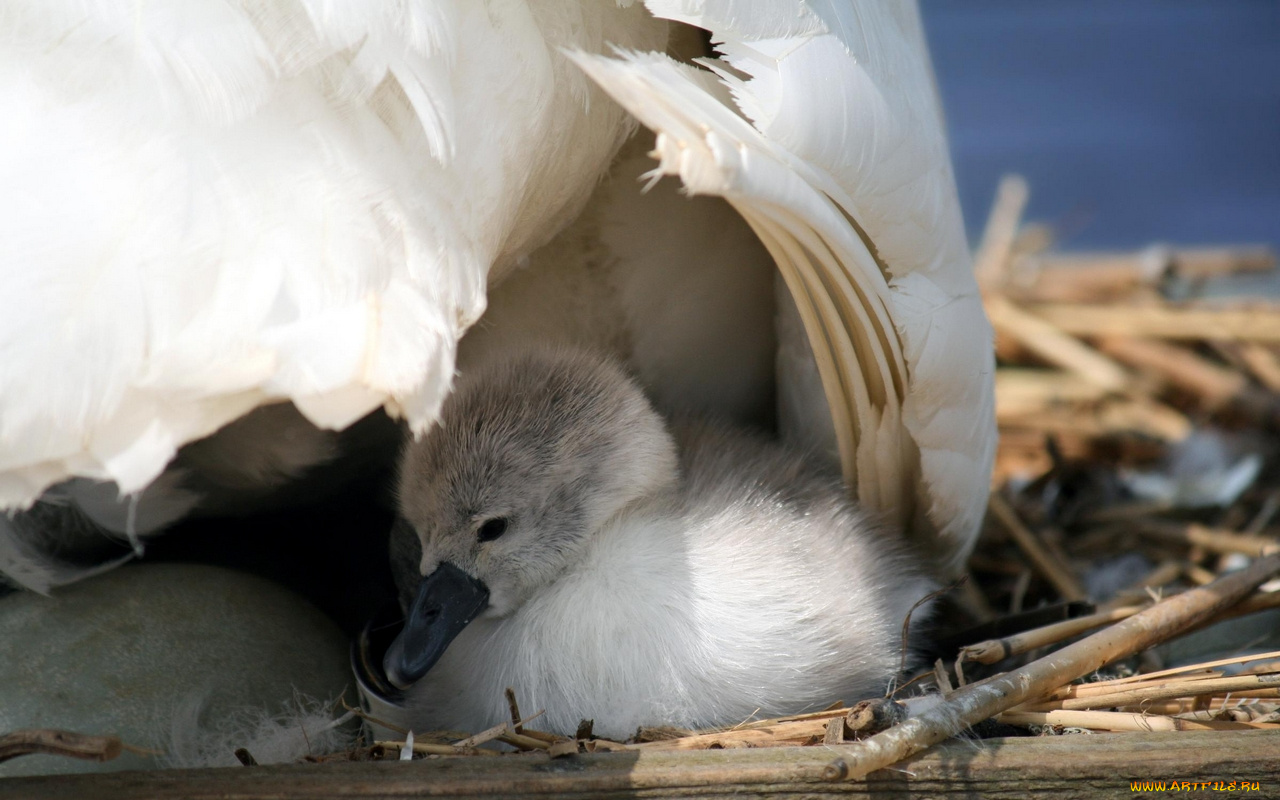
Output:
[
  {"xmin": 571, "ymin": 0, "xmax": 995, "ymax": 570},
  {"xmin": 0, "ymin": 1, "xmax": 665, "ymax": 510}
]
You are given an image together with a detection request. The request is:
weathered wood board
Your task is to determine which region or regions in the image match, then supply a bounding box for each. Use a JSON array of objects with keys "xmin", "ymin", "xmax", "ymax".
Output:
[{"xmin": 2, "ymin": 730, "xmax": 1276, "ymax": 799}]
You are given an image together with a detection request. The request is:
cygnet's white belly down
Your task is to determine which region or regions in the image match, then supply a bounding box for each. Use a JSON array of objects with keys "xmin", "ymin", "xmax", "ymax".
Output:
[{"xmin": 404, "ymin": 422, "xmax": 935, "ymax": 739}]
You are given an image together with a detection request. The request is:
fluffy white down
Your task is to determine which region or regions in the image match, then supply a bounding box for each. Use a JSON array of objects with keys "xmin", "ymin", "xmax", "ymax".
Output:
[
  {"xmin": 164, "ymin": 693, "xmax": 355, "ymax": 768},
  {"xmin": 399, "ymin": 351, "xmax": 935, "ymax": 738},
  {"xmin": 0, "ymin": 0, "xmax": 667, "ymax": 508}
]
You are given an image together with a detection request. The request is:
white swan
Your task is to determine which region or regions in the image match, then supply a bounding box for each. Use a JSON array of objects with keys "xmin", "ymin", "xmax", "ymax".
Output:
[
  {"xmin": 1, "ymin": 1, "xmax": 995, "ymax": 591},
  {"xmin": 0, "ymin": 0, "xmax": 667, "ymax": 506},
  {"xmin": 385, "ymin": 345, "xmax": 935, "ymax": 737}
]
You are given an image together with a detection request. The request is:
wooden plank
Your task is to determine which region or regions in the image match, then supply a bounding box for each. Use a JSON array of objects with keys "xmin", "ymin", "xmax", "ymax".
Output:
[{"xmin": 2, "ymin": 731, "xmax": 1278, "ymax": 799}]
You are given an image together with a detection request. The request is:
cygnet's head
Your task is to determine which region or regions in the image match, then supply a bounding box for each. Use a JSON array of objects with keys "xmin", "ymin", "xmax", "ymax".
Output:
[{"xmin": 383, "ymin": 346, "xmax": 678, "ymax": 688}]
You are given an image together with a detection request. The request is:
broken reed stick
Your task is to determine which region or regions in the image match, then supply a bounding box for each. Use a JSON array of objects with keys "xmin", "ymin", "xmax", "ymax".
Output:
[
  {"xmin": 985, "ymin": 296, "xmax": 1129, "ymax": 391},
  {"xmin": 732, "ymin": 707, "xmax": 849, "ymax": 731},
  {"xmin": 1139, "ymin": 521, "xmax": 1280, "ymax": 558},
  {"xmin": 1094, "ymin": 397, "xmax": 1191, "ymax": 441},
  {"xmin": 1234, "ymin": 342, "xmax": 1280, "ymax": 394},
  {"xmin": 372, "ymin": 740, "xmax": 482, "ymax": 757},
  {"xmin": 0, "ymin": 729, "xmax": 123, "ymax": 764},
  {"xmin": 1094, "ymin": 336, "xmax": 1246, "ymax": 409},
  {"xmin": 993, "ymin": 369, "xmax": 1111, "ymax": 419},
  {"xmin": 631, "ymin": 718, "xmax": 831, "ymax": 751},
  {"xmin": 1016, "ymin": 674, "xmax": 1280, "ymax": 712},
  {"xmin": 845, "ymin": 699, "xmax": 908, "ymax": 736},
  {"xmin": 997, "ymin": 709, "xmax": 1280, "ymax": 732},
  {"xmin": 973, "ymin": 174, "xmax": 1029, "ymax": 290},
  {"xmin": 451, "ymin": 711, "xmax": 545, "ymax": 749},
  {"xmin": 987, "ymin": 494, "xmax": 1086, "ymax": 601},
  {"xmin": 958, "ymin": 604, "xmax": 1147, "ymax": 665},
  {"xmin": 970, "ymin": 584, "xmax": 1280, "ymax": 670},
  {"xmin": 824, "ymin": 550, "xmax": 1280, "ymax": 782},
  {"xmin": 1008, "ymin": 246, "xmax": 1277, "ymax": 304},
  {"xmin": 1103, "ymin": 649, "xmax": 1280, "ymax": 687},
  {"xmin": 1022, "ymin": 303, "xmax": 1280, "ymax": 343}
]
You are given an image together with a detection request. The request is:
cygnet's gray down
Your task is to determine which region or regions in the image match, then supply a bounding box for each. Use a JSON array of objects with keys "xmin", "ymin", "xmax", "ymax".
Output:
[{"xmin": 386, "ymin": 346, "xmax": 936, "ymax": 739}]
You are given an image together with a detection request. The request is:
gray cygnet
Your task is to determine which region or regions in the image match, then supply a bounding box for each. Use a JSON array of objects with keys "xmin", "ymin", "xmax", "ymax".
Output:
[{"xmin": 386, "ymin": 345, "xmax": 936, "ymax": 738}]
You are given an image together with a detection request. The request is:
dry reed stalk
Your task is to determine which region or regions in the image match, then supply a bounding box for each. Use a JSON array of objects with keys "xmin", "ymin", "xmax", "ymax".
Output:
[
  {"xmin": 824, "ymin": 551, "xmax": 1280, "ymax": 781},
  {"xmin": 1234, "ymin": 342, "xmax": 1280, "ymax": 393},
  {"xmin": 631, "ymin": 718, "xmax": 832, "ymax": 751},
  {"xmin": 451, "ymin": 711, "xmax": 545, "ymax": 749},
  {"xmin": 1016, "ymin": 674, "xmax": 1280, "ymax": 712},
  {"xmin": 1094, "ymin": 336, "xmax": 1246, "ymax": 409},
  {"xmin": 994, "ymin": 369, "xmax": 1111, "ymax": 418},
  {"xmin": 999, "ymin": 400, "xmax": 1191, "ymax": 442},
  {"xmin": 1176, "ymin": 705, "xmax": 1280, "ymax": 722},
  {"xmin": 973, "ymin": 174, "xmax": 1029, "ymax": 290},
  {"xmin": 498, "ymin": 728, "xmax": 553, "ymax": 751},
  {"xmin": 1185, "ymin": 563, "xmax": 1218, "ymax": 586},
  {"xmin": 997, "ymin": 709, "xmax": 1280, "ymax": 732},
  {"xmin": 372, "ymin": 740, "xmax": 482, "ymax": 757},
  {"xmin": 1094, "ymin": 397, "xmax": 1192, "ymax": 441},
  {"xmin": 732, "ymin": 707, "xmax": 849, "ymax": 731},
  {"xmin": 1102, "ymin": 649, "xmax": 1280, "ymax": 687},
  {"xmin": 1139, "ymin": 522, "xmax": 1280, "ymax": 558},
  {"xmin": 985, "ymin": 296, "xmax": 1130, "ymax": 391},
  {"xmin": 504, "ymin": 688, "xmax": 523, "ymax": 733},
  {"xmin": 1009, "ymin": 246, "xmax": 1276, "ymax": 303},
  {"xmin": 958, "ymin": 604, "xmax": 1147, "ymax": 665},
  {"xmin": 845, "ymin": 699, "xmax": 908, "ymax": 736},
  {"xmin": 1022, "ymin": 304, "xmax": 1280, "ymax": 343},
  {"xmin": 988, "ymin": 494, "xmax": 1086, "ymax": 601},
  {"xmin": 0, "ymin": 729, "xmax": 123, "ymax": 764}
]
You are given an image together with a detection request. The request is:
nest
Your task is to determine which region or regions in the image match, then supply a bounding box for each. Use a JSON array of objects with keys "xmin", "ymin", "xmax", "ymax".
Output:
[
  {"xmin": 305, "ymin": 175, "xmax": 1280, "ymax": 771},
  {"xmin": 6, "ymin": 176, "xmax": 1279, "ymax": 783}
]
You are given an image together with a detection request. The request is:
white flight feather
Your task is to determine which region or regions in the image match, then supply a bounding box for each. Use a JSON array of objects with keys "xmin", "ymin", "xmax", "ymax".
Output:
[{"xmin": 571, "ymin": 0, "xmax": 996, "ymax": 570}]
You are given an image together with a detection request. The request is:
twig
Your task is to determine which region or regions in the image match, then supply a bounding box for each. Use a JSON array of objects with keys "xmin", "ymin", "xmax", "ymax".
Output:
[
  {"xmin": 1021, "ymin": 303, "xmax": 1280, "ymax": 343},
  {"xmin": 1139, "ymin": 521, "xmax": 1280, "ymax": 559},
  {"xmin": 505, "ymin": 688, "xmax": 523, "ymax": 733},
  {"xmin": 988, "ymin": 494, "xmax": 1086, "ymax": 601},
  {"xmin": 845, "ymin": 699, "xmax": 907, "ymax": 737},
  {"xmin": 373, "ymin": 740, "xmax": 482, "ymax": 757},
  {"xmin": 0, "ymin": 730, "xmax": 123, "ymax": 764},
  {"xmin": 958, "ymin": 604, "xmax": 1147, "ymax": 666},
  {"xmin": 824, "ymin": 551, "xmax": 1280, "ymax": 781},
  {"xmin": 1102, "ymin": 649, "xmax": 1280, "ymax": 687},
  {"xmin": 1017, "ymin": 674, "xmax": 1280, "ymax": 712},
  {"xmin": 974, "ymin": 174, "xmax": 1029, "ymax": 290},
  {"xmin": 998, "ymin": 709, "xmax": 1280, "ymax": 732},
  {"xmin": 1095, "ymin": 336, "xmax": 1246, "ymax": 410},
  {"xmin": 985, "ymin": 296, "xmax": 1129, "ymax": 391},
  {"xmin": 451, "ymin": 711, "xmax": 545, "ymax": 749}
]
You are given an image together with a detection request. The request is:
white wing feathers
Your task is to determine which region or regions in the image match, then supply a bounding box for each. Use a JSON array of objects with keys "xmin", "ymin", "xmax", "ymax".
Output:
[
  {"xmin": 0, "ymin": 1, "xmax": 667, "ymax": 509},
  {"xmin": 572, "ymin": 0, "xmax": 995, "ymax": 569}
]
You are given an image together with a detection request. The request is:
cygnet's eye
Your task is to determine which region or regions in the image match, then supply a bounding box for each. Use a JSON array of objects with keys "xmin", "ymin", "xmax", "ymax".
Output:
[{"xmin": 477, "ymin": 517, "xmax": 509, "ymax": 543}]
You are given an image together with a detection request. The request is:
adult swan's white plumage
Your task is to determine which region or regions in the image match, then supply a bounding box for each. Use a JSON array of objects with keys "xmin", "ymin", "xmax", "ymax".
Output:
[
  {"xmin": 0, "ymin": 0, "xmax": 666, "ymax": 505},
  {"xmin": 1, "ymin": 1, "xmax": 994, "ymax": 579},
  {"xmin": 571, "ymin": 1, "xmax": 996, "ymax": 572}
]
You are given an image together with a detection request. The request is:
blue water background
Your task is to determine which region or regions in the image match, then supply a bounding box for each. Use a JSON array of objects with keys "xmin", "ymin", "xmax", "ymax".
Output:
[{"xmin": 920, "ymin": 1, "xmax": 1279, "ymax": 253}]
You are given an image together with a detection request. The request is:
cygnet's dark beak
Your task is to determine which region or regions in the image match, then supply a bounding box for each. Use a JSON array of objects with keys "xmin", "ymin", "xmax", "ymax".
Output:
[{"xmin": 383, "ymin": 562, "xmax": 490, "ymax": 689}]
